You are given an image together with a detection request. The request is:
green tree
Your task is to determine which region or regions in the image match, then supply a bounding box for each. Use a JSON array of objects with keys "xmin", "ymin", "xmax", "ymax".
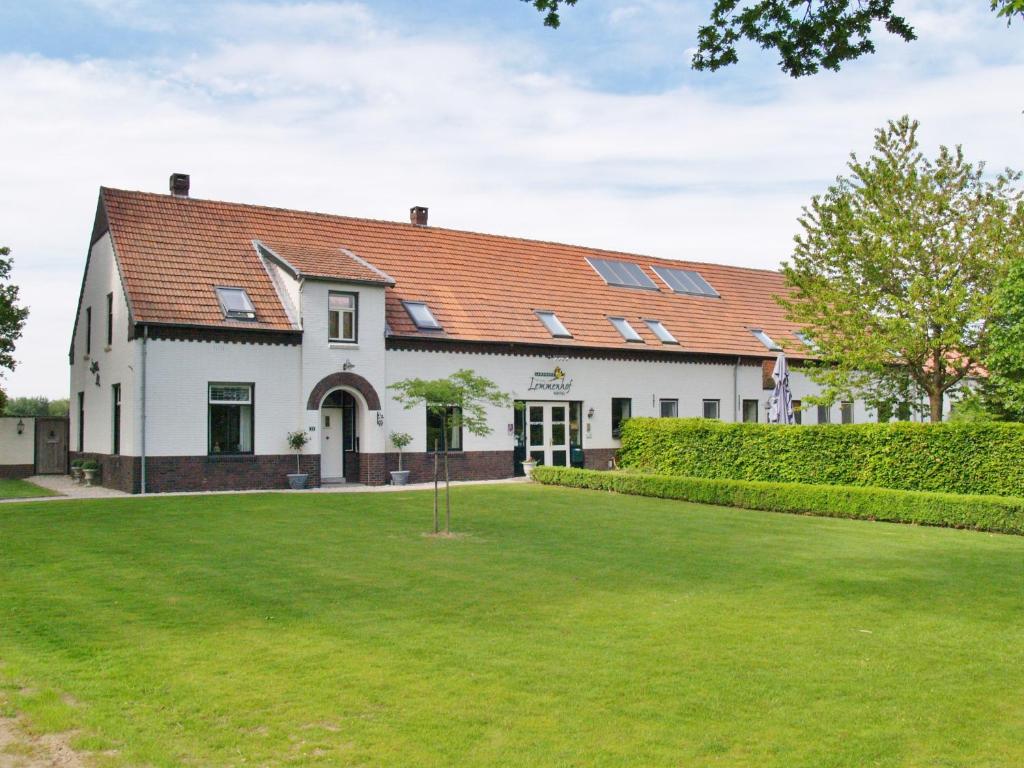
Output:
[
  {"xmin": 390, "ymin": 370, "xmax": 511, "ymax": 534},
  {"xmin": 2, "ymin": 396, "xmax": 68, "ymax": 417},
  {"xmin": 0, "ymin": 246, "xmax": 29, "ymax": 410},
  {"xmin": 523, "ymin": 1, "xmax": 1022, "ymax": 77},
  {"xmin": 779, "ymin": 116, "xmax": 1024, "ymax": 422},
  {"xmin": 976, "ymin": 258, "xmax": 1024, "ymax": 420}
]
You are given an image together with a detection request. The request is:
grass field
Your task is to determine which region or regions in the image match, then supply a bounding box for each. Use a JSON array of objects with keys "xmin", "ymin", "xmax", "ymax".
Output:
[
  {"xmin": 0, "ymin": 479, "xmax": 54, "ymax": 500},
  {"xmin": 1, "ymin": 485, "xmax": 1023, "ymax": 767}
]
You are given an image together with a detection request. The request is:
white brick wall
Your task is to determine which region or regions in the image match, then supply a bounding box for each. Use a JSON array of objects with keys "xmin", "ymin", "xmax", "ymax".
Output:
[
  {"xmin": 68, "ymin": 234, "xmax": 140, "ymax": 455},
  {"xmin": 69, "ymin": 239, "xmax": 940, "ymax": 463},
  {"xmin": 0, "ymin": 417, "xmax": 34, "ymax": 465}
]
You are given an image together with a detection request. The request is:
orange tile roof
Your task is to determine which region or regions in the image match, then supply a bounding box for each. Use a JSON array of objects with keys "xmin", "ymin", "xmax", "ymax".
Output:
[{"xmin": 100, "ymin": 187, "xmax": 809, "ymax": 358}]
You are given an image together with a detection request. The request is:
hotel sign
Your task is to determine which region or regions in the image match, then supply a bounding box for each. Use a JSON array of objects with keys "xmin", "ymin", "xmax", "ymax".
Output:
[{"xmin": 528, "ymin": 366, "xmax": 573, "ymax": 395}]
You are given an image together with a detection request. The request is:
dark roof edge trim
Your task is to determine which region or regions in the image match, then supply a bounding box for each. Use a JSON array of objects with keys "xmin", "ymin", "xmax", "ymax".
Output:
[
  {"xmin": 385, "ymin": 335, "xmax": 807, "ymax": 366},
  {"xmin": 131, "ymin": 322, "xmax": 303, "ymax": 346}
]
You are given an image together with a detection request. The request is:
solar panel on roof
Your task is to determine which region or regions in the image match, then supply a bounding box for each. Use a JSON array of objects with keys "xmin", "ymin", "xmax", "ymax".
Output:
[
  {"xmin": 586, "ymin": 258, "xmax": 659, "ymax": 290},
  {"xmin": 651, "ymin": 266, "xmax": 720, "ymax": 297}
]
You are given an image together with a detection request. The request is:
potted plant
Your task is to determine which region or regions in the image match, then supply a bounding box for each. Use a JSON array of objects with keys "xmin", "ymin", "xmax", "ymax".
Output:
[
  {"xmin": 389, "ymin": 431, "xmax": 413, "ymax": 485},
  {"xmin": 70, "ymin": 459, "xmax": 84, "ymax": 484},
  {"xmin": 286, "ymin": 430, "xmax": 311, "ymax": 490},
  {"xmin": 81, "ymin": 460, "xmax": 100, "ymax": 487},
  {"xmin": 521, "ymin": 456, "xmax": 538, "ymax": 479}
]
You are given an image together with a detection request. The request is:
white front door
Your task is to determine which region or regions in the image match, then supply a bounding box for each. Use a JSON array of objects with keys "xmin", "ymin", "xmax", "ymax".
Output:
[
  {"xmin": 525, "ymin": 403, "xmax": 570, "ymax": 467},
  {"xmin": 321, "ymin": 407, "xmax": 344, "ymax": 479}
]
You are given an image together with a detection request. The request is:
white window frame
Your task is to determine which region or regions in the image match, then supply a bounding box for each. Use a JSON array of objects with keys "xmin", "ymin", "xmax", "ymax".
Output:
[
  {"xmin": 328, "ymin": 291, "xmax": 358, "ymax": 343},
  {"xmin": 702, "ymin": 399, "xmax": 720, "ymax": 419},
  {"xmin": 659, "ymin": 399, "xmax": 679, "ymax": 418}
]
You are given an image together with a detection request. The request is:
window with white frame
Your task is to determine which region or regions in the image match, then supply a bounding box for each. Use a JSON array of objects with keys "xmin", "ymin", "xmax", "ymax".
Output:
[
  {"xmin": 209, "ymin": 384, "xmax": 254, "ymax": 455},
  {"xmin": 702, "ymin": 399, "xmax": 720, "ymax": 419},
  {"xmin": 660, "ymin": 399, "xmax": 678, "ymax": 418},
  {"xmin": 328, "ymin": 291, "xmax": 358, "ymax": 342}
]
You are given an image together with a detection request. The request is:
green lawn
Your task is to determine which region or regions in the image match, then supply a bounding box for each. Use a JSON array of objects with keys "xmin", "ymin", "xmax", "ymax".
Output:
[
  {"xmin": 0, "ymin": 478, "xmax": 55, "ymax": 500},
  {"xmin": 1, "ymin": 485, "xmax": 1023, "ymax": 767}
]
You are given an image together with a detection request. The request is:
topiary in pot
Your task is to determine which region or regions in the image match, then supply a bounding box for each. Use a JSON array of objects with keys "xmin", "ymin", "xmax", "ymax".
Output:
[
  {"xmin": 389, "ymin": 431, "xmax": 413, "ymax": 485},
  {"xmin": 286, "ymin": 430, "xmax": 311, "ymax": 489}
]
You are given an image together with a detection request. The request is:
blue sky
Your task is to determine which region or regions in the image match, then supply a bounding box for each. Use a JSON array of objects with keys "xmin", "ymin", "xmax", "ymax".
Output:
[{"xmin": 1, "ymin": 0, "xmax": 1022, "ymax": 396}]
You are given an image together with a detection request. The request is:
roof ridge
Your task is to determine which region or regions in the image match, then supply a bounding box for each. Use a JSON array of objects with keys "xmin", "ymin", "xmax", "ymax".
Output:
[{"xmin": 99, "ymin": 187, "xmax": 785, "ymax": 277}]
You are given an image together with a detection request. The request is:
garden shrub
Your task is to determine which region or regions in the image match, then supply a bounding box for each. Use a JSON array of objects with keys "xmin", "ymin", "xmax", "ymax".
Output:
[
  {"xmin": 531, "ymin": 466, "xmax": 1024, "ymax": 535},
  {"xmin": 618, "ymin": 418, "xmax": 1024, "ymax": 497}
]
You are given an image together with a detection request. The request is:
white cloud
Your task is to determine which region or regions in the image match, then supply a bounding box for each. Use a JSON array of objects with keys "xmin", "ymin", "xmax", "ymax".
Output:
[{"xmin": 1, "ymin": 1, "xmax": 1022, "ymax": 396}]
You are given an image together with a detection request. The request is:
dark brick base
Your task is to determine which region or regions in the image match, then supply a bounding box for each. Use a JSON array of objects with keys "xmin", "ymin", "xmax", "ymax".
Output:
[
  {"xmin": 583, "ymin": 448, "xmax": 619, "ymax": 471},
  {"xmin": 70, "ymin": 452, "xmax": 140, "ymax": 493},
  {"xmin": 0, "ymin": 464, "xmax": 34, "ymax": 480},
  {"xmin": 142, "ymin": 454, "xmax": 321, "ymax": 494},
  {"xmin": 64, "ymin": 447, "xmax": 616, "ymax": 493}
]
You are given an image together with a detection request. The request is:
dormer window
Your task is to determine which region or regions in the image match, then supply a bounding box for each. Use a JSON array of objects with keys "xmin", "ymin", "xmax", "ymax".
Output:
[
  {"xmin": 608, "ymin": 317, "xmax": 643, "ymax": 342},
  {"xmin": 536, "ymin": 310, "xmax": 572, "ymax": 338},
  {"xmin": 215, "ymin": 287, "xmax": 256, "ymax": 320},
  {"xmin": 643, "ymin": 319, "xmax": 678, "ymax": 345},
  {"xmin": 404, "ymin": 301, "xmax": 442, "ymax": 330},
  {"xmin": 329, "ymin": 291, "xmax": 358, "ymax": 342},
  {"xmin": 751, "ymin": 328, "xmax": 782, "ymax": 351}
]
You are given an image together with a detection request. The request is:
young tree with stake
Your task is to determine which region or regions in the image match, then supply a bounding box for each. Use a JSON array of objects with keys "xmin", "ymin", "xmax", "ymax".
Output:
[{"xmin": 390, "ymin": 370, "xmax": 511, "ymax": 534}]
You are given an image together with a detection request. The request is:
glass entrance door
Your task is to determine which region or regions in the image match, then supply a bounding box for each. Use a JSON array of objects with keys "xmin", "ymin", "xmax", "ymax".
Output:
[{"xmin": 525, "ymin": 403, "xmax": 570, "ymax": 467}]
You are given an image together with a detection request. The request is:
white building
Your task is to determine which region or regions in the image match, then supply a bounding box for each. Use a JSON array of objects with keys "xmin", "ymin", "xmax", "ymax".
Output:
[{"xmin": 69, "ymin": 175, "xmax": 911, "ymax": 493}]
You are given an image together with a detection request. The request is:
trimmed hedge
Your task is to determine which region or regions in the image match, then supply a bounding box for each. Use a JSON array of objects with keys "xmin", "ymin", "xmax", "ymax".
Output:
[
  {"xmin": 531, "ymin": 466, "xmax": 1024, "ymax": 535},
  {"xmin": 619, "ymin": 418, "xmax": 1024, "ymax": 498}
]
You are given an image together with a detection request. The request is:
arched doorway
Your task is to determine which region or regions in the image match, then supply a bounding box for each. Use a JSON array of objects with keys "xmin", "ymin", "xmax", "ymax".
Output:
[{"xmin": 319, "ymin": 389, "xmax": 359, "ymax": 482}]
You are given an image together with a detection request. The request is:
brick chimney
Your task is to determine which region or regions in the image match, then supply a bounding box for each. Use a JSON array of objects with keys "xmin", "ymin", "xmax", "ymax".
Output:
[
  {"xmin": 169, "ymin": 173, "xmax": 190, "ymax": 197},
  {"xmin": 410, "ymin": 206, "xmax": 428, "ymax": 226}
]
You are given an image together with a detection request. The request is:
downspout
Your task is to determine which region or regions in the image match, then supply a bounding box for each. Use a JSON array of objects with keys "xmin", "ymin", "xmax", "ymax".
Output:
[
  {"xmin": 140, "ymin": 324, "xmax": 147, "ymax": 494},
  {"xmin": 733, "ymin": 356, "xmax": 740, "ymax": 422}
]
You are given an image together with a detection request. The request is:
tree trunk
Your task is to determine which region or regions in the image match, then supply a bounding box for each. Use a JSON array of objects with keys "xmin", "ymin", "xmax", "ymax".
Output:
[
  {"xmin": 929, "ymin": 389, "xmax": 944, "ymax": 422},
  {"xmin": 442, "ymin": 411, "xmax": 451, "ymax": 534},
  {"xmin": 444, "ymin": 446, "xmax": 451, "ymax": 535},
  {"xmin": 433, "ymin": 438, "xmax": 439, "ymax": 534}
]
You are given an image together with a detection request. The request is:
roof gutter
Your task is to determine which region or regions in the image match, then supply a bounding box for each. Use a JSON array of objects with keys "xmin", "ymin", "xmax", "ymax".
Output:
[{"xmin": 140, "ymin": 324, "xmax": 148, "ymax": 495}]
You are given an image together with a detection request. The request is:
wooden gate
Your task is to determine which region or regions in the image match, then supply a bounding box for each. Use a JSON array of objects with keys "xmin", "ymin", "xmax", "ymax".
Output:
[{"xmin": 35, "ymin": 417, "xmax": 69, "ymax": 475}]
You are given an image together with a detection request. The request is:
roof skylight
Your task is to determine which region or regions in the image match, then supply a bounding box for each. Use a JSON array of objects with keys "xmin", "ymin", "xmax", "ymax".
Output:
[
  {"xmin": 751, "ymin": 328, "xmax": 782, "ymax": 351},
  {"xmin": 651, "ymin": 266, "xmax": 719, "ymax": 297},
  {"xmin": 403, "ymin": 301, "xmax": 442, "ymax": 330},
  {"xmin": 586, "ymin": 258, "xmax": 659, "ymax": 291},
  {"xmin": 608, "ymin": 317, "xmax": 643, "ymax": 342},
  {"xmin": 794, "ymin": 331, "xmax": 815, "ymax": 349},
  {"xmin": 536, "ymin": 310, "xmax": 572, "ymax": 338},
  {"xmin": 643, "ymin": 319, "xmax": 678, "ymax": 345},
  {"xmin": 215, "ymin": 287, "xmax": 256, "ymax": 320}
]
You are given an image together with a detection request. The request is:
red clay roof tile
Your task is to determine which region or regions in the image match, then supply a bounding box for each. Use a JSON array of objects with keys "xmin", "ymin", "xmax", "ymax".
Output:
[{"xmin": 100, "ymin": 187, "xmax": 809, "ymax": 359}]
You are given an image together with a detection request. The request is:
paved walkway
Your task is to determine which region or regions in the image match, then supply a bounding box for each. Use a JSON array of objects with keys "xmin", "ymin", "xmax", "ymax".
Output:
[{"xmin": 3, "ymin": 474, "xmax": 529, "ymax": 503}]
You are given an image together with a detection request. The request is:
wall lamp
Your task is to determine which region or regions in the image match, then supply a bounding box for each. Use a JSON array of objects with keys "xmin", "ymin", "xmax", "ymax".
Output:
[
  {"xmin": 16, "ymin": 419, "xmax": 25, "ymax": 435},
  {"xmin": 376, "ymin": 412, "xmax": 385, "ymax": 427},
  {"xmin": 342, "ymin": 359, "xmax": 355, "ymax": 371},
  {"xmin": 587, "ymin": 407, "xmax": 595, "ymax": 419}
]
